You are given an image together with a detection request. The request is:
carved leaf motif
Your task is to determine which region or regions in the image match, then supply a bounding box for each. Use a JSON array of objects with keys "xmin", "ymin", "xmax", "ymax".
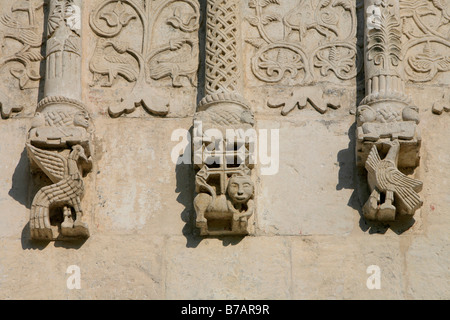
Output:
[
  {"xmin": 437, "ymin": 57, "xmax": 450, "ymax": 71},
  {"xmin": 367, "ymin": 10, "xmax": 402, "ymax": 69},
  {"xmin": 100, "ymin": 1, "xmax": 136, "ymax": 28},
  {"xmin": 260, "ymin": 14, "xmax": 281, "ymax": 25},
  {"xmin": 315, "ymin": 46, "xmax": 356, "ymax": 80}
]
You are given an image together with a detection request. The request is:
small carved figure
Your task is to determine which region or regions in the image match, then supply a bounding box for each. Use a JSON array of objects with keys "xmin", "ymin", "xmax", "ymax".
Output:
[
  {"xmin": 364, "ymin": 140, "xmax": 423, "ymax": 221},
  {"xmin": 195, "ymin": 173, "xmax": 255, "ymax": 235}
]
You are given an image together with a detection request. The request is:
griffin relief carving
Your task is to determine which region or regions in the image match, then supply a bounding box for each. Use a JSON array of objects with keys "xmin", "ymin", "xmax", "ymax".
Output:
[{"xmin": 89, "ymin": 0, "xmax": 200, "ymax": 117}]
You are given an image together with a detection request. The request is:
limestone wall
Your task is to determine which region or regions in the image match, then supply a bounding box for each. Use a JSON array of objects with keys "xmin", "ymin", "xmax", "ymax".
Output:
[{"xmin": 0, "ymin": 0, "xmax": 448, "ymax": 300}]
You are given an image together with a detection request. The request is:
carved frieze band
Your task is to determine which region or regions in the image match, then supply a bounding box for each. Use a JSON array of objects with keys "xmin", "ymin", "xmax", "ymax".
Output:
[
  {"xmin": 89, "ymin": 0, "xmax": 200, "ymax": 117},
  {"xmin": 400, "ymin": 0, "xmax": 450, "ymax": 83}
]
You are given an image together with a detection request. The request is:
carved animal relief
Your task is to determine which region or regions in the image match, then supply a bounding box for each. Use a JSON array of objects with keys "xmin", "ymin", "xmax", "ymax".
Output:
[
  {"xmin": 27, "ymin": 100, "xmax": 93, "ymax": 240},
  {"xmin": 89, "ymin": 0, "xmax": 200, "ymax": 117},
  {"xmin": 246, "ymin": 0, "xmax": 362, "ymax": 115}
]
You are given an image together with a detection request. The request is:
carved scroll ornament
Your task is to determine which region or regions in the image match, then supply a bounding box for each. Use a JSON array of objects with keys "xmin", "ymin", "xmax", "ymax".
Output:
[
  {"xmin": 0, "ymin": 0, "xmax": 44, "ymax": 118},
  {"xmin": 89, "ymin": 0, "xmax": 200, "ymax": 117},
  {"xmin": 246, "ymin": 0, "xmax": 362, "ymax": 115}
]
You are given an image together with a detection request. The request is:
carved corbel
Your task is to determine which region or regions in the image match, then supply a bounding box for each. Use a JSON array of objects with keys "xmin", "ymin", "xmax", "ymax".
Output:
[
  {"xmin": 193, "ymin": 0, "xmax": 256, "ymax": 236},
  {"xmin": 357, "ymin": 0, "xmax": 423, "ymax": 222},
  {"xmin": 27, "ymin": 0, "xmax": 93, "ymax": 240}
]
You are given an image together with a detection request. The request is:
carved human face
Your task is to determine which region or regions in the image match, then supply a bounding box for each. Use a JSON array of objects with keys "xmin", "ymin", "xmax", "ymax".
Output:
[
  {"xmin": 227, "ymin": 175, "xmax": 254, "ymax": 204},
  {"xmin": 73, "ymin": 111, "xmax": 90, "ymax": 128}
]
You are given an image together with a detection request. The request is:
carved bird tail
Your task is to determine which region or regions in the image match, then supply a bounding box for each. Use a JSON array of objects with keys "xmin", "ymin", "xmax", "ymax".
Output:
[
  {"xmin": 395, "ymin": 185, "xmax": 423, "ymax": 215},
  {"xmin": 115, "ymin": 66, "xmax": 138, "ymax": 82}
]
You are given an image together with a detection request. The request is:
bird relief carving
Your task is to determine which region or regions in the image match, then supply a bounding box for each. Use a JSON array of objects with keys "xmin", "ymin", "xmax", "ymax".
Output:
[{"xmin": 89, "ymin": 0, "xmax": 200, "ymax": 117}]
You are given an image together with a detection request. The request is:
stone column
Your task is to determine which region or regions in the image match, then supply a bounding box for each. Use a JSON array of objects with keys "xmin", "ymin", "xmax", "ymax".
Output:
[
  {"xmin": 26, "ymin": 0, "xmax": 93, "ymax": 241},
  {"xmin": 193, "ymin": 0, "xmax": 255, "ymax": 236},
  {"xmin": 356, "ymin": 0, "xmax": 422, "ymax": 222}
]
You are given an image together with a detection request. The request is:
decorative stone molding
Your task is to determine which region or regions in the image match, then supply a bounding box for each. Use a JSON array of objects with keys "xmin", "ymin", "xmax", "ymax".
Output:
[
  {"xmin": 193, "ymin": 0, "xmax": 255, "ymax": 236},
  {"xmin": 357, "ymin": 0, "xmax": 423, "ymax": 222},
  {"xmin": 89, "ymin": 0, "xmax": 200, "ymax": 117},
  {"xmin": 245, "ymin": 0, "xmax": 361, "ymax": 115},
  {"xmin": 27, "ymin": 0, "xmax": 93, "ymax": 241},
  {"xmin": 0, "ymin": 0, "xmax": 45, "ymax": 118}
]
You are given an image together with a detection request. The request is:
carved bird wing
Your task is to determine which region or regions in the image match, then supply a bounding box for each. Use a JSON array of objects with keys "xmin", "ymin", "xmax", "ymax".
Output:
[
  {"xmin": 0, "ymin": 14, "xmax": 22, "ymax": 29},
  {"xmin": 365, "ymin": 145, "xmax": 381, "ymax": 175},
  {"xmin": 26, "ymin": 143, "xmax": 67, "ymax": 183},
  {"xmin": 16, "ymin": 29, "xmax": 42, "ymax": 47}
]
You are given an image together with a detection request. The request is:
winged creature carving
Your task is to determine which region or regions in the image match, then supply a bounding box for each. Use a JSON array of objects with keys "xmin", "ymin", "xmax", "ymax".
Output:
[
  {"xmin": 363, "ymin": 140, "xmax": 423, "ymax": 221},
  {"xmin": 27, "ymin": 143, "xmax": 91, "ymax": 240}
]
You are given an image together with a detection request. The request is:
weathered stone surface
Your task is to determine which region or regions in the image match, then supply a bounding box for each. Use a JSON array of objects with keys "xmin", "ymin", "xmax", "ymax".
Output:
[
  {"xmin": 256, "ymin": 117, "xmax": 356, "ymax": 236},
  {"xmin": 0, "ymin": 0, "xmax": 448, "ymax": 300},
  {"xmin": 164, "ymin": 236, "xmax": 291, "ymax": 299},
  {"xmin": 93, "ymin": 117, "xmax": 195, "ymax": 236},
  {"xmin": 291, "ymin": 235, "xmax": 406, "ymax": 299},
  {"xmin": 0, "ymin": 235, "xmax": 165, "ymax": 299}
]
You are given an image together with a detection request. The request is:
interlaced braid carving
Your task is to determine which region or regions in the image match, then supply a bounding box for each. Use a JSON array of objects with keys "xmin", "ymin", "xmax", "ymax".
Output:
[{"xmin": 205, "ymin": 0, "xmax": 240, "ymax": 95}]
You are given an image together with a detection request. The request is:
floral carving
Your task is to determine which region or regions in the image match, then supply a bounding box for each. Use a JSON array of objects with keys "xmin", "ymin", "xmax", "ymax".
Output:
[
  {"xmin": 246, "ymin": 0, "xmax": 361, "ymax": 84},
  {"xmin": 367, "ymin": 4, "xmax": 402, "ymax": 69},
  {"xmin": 89, "ymin": 0, "xmax": 200, "ymax": 117},
  {"xmin": 401, "ymin": 0, "xmax": 450, "ymax": 82}
]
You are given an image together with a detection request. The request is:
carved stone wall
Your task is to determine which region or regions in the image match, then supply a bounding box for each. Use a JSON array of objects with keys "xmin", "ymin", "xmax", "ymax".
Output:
[{"xmin": 0, "ymin": 0, "xmax": 448, "ymax": 299}]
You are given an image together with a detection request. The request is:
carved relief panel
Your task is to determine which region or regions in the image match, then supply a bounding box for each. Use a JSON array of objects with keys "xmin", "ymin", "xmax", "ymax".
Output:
[
  {"xmin": 89, "ymin": 0, "xmax": 200, "ymax": 117},
  {"xmin": 244, "ymin": 0, "xmax": 362, "ymax": 115},
  {"xmin": 0, "ymin": 0, "xmax": 45, "ymax": 118}
]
